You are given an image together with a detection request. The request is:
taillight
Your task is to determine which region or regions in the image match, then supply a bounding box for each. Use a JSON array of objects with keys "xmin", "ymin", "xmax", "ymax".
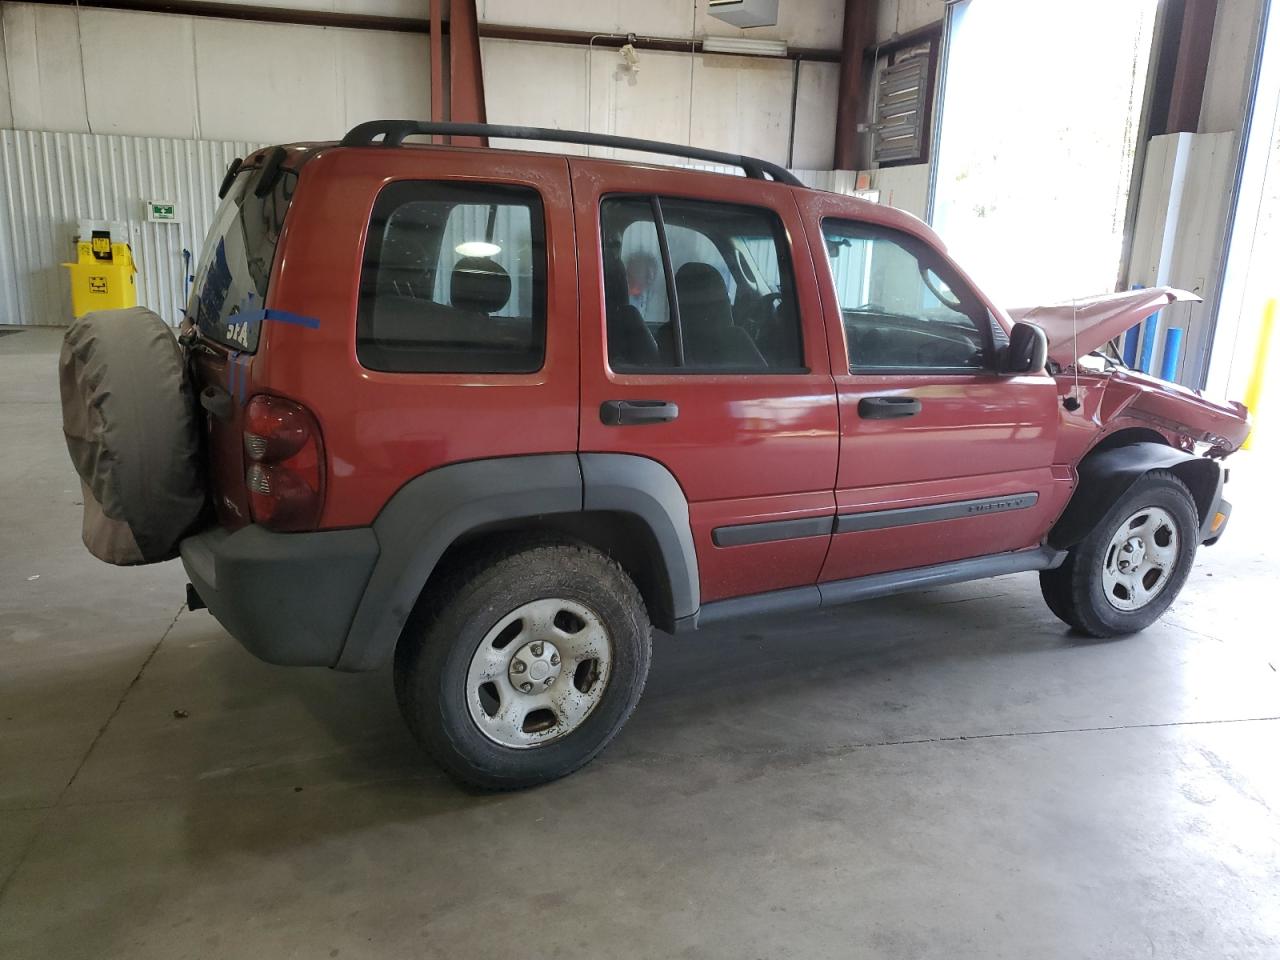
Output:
[{"xmin": 243, "ymin": 395, "xmax": 324, "ymax": 531}]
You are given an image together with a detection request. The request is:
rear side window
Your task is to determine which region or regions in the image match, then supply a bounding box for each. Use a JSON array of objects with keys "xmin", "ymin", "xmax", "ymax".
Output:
[
  {"xmin": 600, "ymin": 195, "xmax": 804, "ymax": 373},
  {"xmin": 188, "ymin": 164, "xmax": 294, "ymax": 353},
  {"xmin": 358, "ymin": 181, "xmax": 547, "ymax": 373}
]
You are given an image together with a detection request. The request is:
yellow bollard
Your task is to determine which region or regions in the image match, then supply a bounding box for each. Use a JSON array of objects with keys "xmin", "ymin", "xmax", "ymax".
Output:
[{"xmin": 1243, "ymin": 297, "xmax": 1276, "ymax": 450}]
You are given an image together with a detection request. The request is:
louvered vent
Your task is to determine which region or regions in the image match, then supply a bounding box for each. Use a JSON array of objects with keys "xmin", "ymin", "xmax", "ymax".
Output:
[{"xmin": 873, "ymin": 55, "xmax": 930, "ymax": 165}]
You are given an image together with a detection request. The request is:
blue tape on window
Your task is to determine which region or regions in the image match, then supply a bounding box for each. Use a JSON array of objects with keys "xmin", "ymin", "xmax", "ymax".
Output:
[{"xmin": 236, "ymin": 308, "xmax": 321, "ymax": 330}]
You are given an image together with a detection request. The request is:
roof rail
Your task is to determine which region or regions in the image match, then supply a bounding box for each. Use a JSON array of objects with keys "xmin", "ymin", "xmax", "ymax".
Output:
[{"xmin": 339, "ymin": 120, "xmax": 805, "ymax": 188}]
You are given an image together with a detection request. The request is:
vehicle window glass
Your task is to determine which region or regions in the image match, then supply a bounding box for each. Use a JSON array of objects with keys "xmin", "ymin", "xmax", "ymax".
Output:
[
  {"xmin": 822, "ymin": 219, "xmax": 990, "ymax": 372},
  {"xmin": 600, "ymin": 195, "xmax": 804, "ymax": 373},
  {"xmin": 603, "ymin": 198, "xmax": 678, "ymax": 367},
  {"xmin": 357, "ymin": 181, "xmax": 546, "ymax": 373},
  {"xmin": 187, "ymin": 165, "xmax": 295, "ymax": 353}
]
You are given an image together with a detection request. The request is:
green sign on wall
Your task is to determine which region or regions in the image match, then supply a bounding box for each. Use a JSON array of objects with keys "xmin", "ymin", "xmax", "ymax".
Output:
[{"xmin": 147, "ymin": 201, "xmax": 178, "ymax": 223}]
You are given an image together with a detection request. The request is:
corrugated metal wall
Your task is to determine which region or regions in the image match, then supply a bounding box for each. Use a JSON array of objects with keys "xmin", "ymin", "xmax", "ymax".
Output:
[
  {"xmin": 0, "ymin": 129, "xmax": 263, "ymax": 327},
  {"xmin": 0, "ymin": 128, "xmax": 863, "ymax": 329}
]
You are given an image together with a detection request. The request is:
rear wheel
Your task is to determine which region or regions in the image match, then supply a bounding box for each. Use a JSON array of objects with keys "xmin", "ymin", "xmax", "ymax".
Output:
[
  {"xmin": 395, "ymin": 542, "xmax": 651, "ymax": 789},
  {"xmin": 1039, "ymin": 470, "xmax": 1199, "ymax": 637}
]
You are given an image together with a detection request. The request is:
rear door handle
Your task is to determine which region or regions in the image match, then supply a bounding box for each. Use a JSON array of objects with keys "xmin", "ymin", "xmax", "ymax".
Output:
[
  {"xmin": 600, "ymin": 399, "xmax": 679, "ymax": 426},
  {"xmin": 858, "ymin": 396, "xmax": 921, "ymax": 419}
]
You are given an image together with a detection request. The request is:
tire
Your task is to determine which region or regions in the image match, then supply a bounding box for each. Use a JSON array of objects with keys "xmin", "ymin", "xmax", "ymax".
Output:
[
  {"xmin": 1039, "ymin": 470, "xmax": 1199, "ymax": 638},
  {"xmin": 60, "ymin": 307, "xmax": 204, "ymax": 565},
  {"xmin": 394, "ymin": 541, "xmax": 652, "ymax": 790}
]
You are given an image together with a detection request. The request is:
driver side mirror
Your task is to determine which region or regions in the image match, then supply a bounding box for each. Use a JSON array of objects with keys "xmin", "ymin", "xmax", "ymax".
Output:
[{"xmin": 1001, "ymin": 321, "xmax": 1048, "ymax": 374}]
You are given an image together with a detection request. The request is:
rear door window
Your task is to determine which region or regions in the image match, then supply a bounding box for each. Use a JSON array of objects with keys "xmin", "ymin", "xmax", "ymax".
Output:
[
  {"xmin": 357, "ymin": 181, "xmax": 547, "ymax": 373},
  {"xmin": 600, "ymin": 195, "xmax": 804, "ymax": 373},
  {"xmin": 187, "ymin": 164, "xmax": 294, "ymax": 353}
]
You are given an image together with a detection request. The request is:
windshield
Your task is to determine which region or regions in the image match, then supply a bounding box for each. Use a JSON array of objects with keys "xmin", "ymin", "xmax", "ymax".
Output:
[{"xmin": 187, "ymin": 164, "xmax": 295, "ymax": 352}]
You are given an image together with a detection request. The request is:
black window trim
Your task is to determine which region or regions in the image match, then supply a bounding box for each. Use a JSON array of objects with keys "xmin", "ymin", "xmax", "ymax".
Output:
[
  {"xmin": 820, "ymin": 215, "xmax": 997, "ymax": 377},
  {"xmin": 601, "ymin": 192, "xmax": 809, "ymax": 377},
  {"xmin": 356, "ymin": 178, "xmax": 549, "ymax": 375}
]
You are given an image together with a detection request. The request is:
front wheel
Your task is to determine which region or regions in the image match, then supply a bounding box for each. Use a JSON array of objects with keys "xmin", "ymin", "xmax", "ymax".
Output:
[
  {"xmin": 1039, "ymin": 470, "xmax": 1200, "ymax": 638},
  {"xmin": 395, "ymin": 542, "xmax": 652, "ymax": 790}
]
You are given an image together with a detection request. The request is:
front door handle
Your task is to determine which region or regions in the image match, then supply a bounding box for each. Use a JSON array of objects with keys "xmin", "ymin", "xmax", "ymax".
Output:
[
  {"xmin": 858, "ymin": 396, "xmax": 921, "ymax": 419},
  {"xmin": 600, "ymin": 399, "xmax": 680, "ymax": 426}
]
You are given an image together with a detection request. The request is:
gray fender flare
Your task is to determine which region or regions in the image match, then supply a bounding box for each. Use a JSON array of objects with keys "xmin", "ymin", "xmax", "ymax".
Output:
[
  {"xmin": 579, "ymin": 453, "xmax": 700, "ymax": 622},
  {"xmin": 1048, "ymin": 442, "xmax": 1222, "ymax": 550},
  {"xmin": 335, "ymin": 453, "xmax": 699, "ymax": 672}
]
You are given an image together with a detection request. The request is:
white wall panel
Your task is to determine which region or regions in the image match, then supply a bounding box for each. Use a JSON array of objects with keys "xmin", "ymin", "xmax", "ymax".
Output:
[
  {"xmin": 193, "ymin": 20, "xmax": 341, "ymax": 142},
  {"xmin": 480, "ymin": 39, "xmax": 589, "ymax": 153},
  {"xmin": 3, "ymin": 4, "xmax": 89, "ymax": 134},
  {"xmin": 1, "ymin": 3, "xmax": 430, "ymax": 145},
  {"xmin": 876, "ymin": 0, "xmax": 945, "ymax": 42},
  {"xmin": 478, "ymin": 0, "xmax": 843, "ymax": 51},
  {"xmin": 337, "ymin": 29, "xmax": 431, "ymax": 129},
  {"xmin": 166, "ymin": 0, "xmax": 430, "ymax": 15},
  {"xmin": 586, "ymin": 46, "xmax": 694, "ymax": 164},
  {"xmin": 0, "ymin": 27, "xmax": 12, "ymax": 129},
  {"xmin": 868, "ymin": 163, "xmax": 930, "ymax": 219},
  {"xmin": 20, "ymin": 0, "xmax": 843, "ymax": 49},
  {"xmin": 689, "ymin": 54, "xmax": 793, "ymax": 166},
  {"xmin": 1199, "ymin": 0, "xmax": 1266, "ymax": 135},
  {"xmin": 0, "ymin": 129, "xmax": 263, "ymax": 327},
  {"xmin": 791, "ymin": 61, "xmax": 838, "ymax": 169},
  {"xmin": 1126, "ymin": 131, "xmax": 1236, "ymax": 384},
  {"xmin": 80, "ymin": 10, "xmax": 201, "ymax": 139}
]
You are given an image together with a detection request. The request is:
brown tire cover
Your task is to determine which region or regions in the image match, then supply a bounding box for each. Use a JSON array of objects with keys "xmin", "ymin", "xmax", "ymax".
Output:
[{"xmin": 59, "ymin": 307, "xmax": 205, "ymax": 565}]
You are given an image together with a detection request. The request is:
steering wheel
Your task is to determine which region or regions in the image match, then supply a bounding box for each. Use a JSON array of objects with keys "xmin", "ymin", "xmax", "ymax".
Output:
[
  {"xmin": 742, "ymin": 291, "xmax": 786, "ymax": 338},
  {"xmin": 921, "ymin": 268, "xmax": 963, "ymax": 311}
]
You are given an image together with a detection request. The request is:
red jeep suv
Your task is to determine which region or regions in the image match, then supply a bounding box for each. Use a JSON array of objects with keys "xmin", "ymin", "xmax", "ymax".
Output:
[{"xmin": 64, "ymin": 121, "xmax": 1250, "ymax": 789}]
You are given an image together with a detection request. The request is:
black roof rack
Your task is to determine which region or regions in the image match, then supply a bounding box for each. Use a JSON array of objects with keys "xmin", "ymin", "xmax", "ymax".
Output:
[{"xmin": 340, "ymin": 120, "xmax": 805, "ymax": 188}]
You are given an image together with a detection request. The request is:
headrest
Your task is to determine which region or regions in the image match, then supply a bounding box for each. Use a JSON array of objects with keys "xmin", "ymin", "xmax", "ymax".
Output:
[
  {"xmin": 451, "ymin": 256, "xmax": 511, "ymax": 315},
  {"xmin": 675, "ymin": 263, "xmax": 731, "ymax": 326},
  {"xmin": 602, "ymin": 250, "xmax": 630, "ymax": 309}
]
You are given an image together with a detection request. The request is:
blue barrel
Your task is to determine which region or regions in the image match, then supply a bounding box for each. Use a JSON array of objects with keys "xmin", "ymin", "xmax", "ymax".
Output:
[
  {"xmin": 1160, "ymin": 327, "xmax": 1184, "ymax": 381},
  {"xmin": 1122, "ymin": 325, "xmax": 1141, "ymax": 366},
  {"xmin": 1139, "ymin": 312, "xmax": 1160, "ymax": 373}
]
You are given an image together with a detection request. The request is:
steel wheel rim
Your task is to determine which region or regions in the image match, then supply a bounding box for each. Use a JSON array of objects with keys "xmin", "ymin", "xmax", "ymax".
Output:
[
  {"xmin": 1101, "ymin": 506, "xmax": 1180, "ymax": 611},
  {"xmin": 465, "ymin": 598, "xmax": 613, "ymax": 749}
]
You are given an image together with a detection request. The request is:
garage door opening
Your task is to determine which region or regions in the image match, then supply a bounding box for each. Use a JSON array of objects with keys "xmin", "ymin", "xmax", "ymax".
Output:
[
  {"xmin": 929, "ymin": 0, "xmax": 1160, "ymax": 310},
  {"xmin": 1209, "ymin": 0, "xmax": 1278, "ymax": 452}
]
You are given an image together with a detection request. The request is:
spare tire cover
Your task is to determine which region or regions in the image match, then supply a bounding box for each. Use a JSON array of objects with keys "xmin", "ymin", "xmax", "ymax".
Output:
[{"xmin": 60, "ymin": 307, "xmax": 205, "ymax": 565}]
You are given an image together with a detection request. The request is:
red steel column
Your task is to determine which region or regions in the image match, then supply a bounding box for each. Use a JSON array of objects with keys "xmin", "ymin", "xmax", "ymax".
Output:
[
  {"xmin": 429, "ymin": 0, "xmax": 446, "ymax": 141},
  {"xmin": 448, "ymin": 0, "xmax": 489, "ymax": 147},
  {"xmin": 833, "ymin": 0, "xmax": 876, "ymax": 170},
  {"xmin": 1166, "ymin": 0, "xmax": 1219, "ymax": 133}
]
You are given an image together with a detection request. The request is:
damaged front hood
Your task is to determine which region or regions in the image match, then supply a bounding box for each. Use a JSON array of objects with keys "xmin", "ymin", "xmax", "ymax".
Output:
[{"xmin": 1007, "ymin": 287, "xmax": 1200, "ymax": 366}]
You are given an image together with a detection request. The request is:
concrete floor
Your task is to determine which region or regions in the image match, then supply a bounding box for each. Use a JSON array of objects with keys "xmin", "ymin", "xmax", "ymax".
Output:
[{"xmin": 2, "ymin": 325, "xmax": 1278, "ymax": 959}]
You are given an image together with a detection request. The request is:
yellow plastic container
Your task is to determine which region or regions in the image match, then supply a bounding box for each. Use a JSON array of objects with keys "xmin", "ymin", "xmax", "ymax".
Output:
[{"xmin": 63, "ymin": 240, "xmax": 137, "ymax": 317}]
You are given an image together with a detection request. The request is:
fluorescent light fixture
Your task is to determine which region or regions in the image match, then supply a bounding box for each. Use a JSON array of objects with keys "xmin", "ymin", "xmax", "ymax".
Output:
[
  {"xmin": 455, "ymin": 240, "xmax": 501, "ymax": 257},
  {"xmin": 700, "ymin": 36, "xmax": 788, "ymax": 57}
]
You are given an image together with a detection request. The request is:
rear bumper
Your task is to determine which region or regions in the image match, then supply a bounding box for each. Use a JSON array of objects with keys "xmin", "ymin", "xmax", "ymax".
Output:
[{"xmin": 180, "ymin": 524, "xmax": 379, "ymax": 667}]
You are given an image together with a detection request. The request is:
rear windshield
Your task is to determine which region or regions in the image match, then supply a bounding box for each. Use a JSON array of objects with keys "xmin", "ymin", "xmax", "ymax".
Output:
[{"xmin": 187, "ymin": 163, "xmax": 295, "ymax": 353}]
